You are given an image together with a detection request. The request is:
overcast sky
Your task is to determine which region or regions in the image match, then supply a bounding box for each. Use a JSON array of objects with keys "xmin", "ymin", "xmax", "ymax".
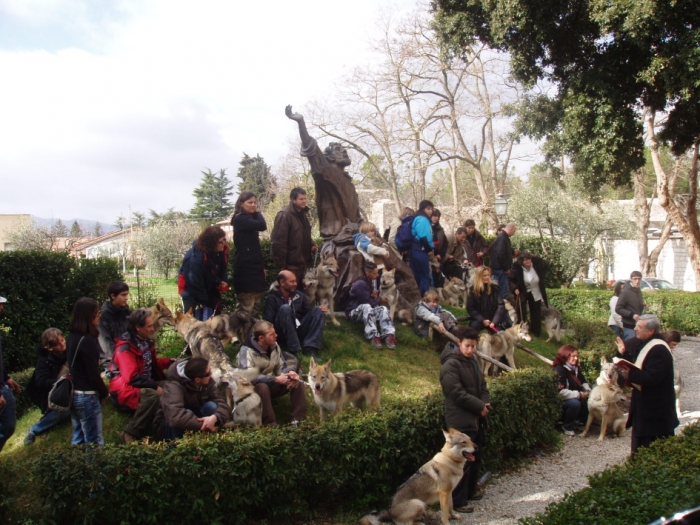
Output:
[{"xmin": 0, "ymin": 0, "xmax": 421, "ymax": 225}]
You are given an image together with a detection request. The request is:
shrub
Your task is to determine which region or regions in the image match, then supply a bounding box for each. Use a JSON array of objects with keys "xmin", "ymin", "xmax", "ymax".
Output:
[
  {"xmin": 0, "ymin": 251, "xmax": 121, "ymax": 372},
  {"xmin": 520, "ymin": 423, "xmax": 700, "ymax": 525},
  {"xmin": 35, "ymin": 370, "xmax": 561, "ymax": 524}
]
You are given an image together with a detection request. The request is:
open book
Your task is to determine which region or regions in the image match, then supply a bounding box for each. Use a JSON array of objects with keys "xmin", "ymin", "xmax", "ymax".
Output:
[{"xmin": 612, "ymin": 357, "xmax": 641, "ymax": 390}]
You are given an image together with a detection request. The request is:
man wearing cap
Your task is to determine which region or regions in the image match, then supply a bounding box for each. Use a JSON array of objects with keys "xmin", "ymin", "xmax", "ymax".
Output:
[{"xmin": 0, "ymin": 296, "xmax": 21, "ymax": 452}]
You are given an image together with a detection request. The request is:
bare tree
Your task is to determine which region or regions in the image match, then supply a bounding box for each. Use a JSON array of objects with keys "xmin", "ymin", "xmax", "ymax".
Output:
[
  {"xmin": 8, "ymin": 217, "xmax": 81, "ymax": 251},
  {"xmin": 139, "ymin": 219, "xmax": 201, "ymax": 278}
]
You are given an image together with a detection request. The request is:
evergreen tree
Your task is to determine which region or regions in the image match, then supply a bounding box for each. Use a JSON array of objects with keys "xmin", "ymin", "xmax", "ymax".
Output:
[
  {"xmin": 189, "ymin": 168, "xmax": 234, "ymax": 222},
  {"xmin": 115, "ymin": 216, "xmax": 126, "ymax": 230},
  {"xmin": 131, "ymin": 211, "xmax": 146, "ymax": 228},
  {"xmin": 93, "ymin": 222, "xmax": 103, "ymax": 237},
  {"xmin": 70, "ymin": 220, "xmax": 83, "ymax": 238},
  {"xmin": 237, "ymin": 153, "xmax": 276, "ymax": 208},
  {"xmin": 53, "ymin": 219, "xmax": 68, "ymax": 237}
]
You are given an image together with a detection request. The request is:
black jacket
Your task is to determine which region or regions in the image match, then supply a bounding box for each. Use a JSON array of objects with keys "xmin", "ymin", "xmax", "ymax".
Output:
[
  {"xmin": 490, "ymin": 231, "xmax": 513, "ymax": 271},
  {"xmin": 509, "ymin": 257, "xmax": 549, "ymax": 307},
  {"xmin": 232, "ymin": 211, "xmax": 267, "ymax": 294},
  {"xmin": 27, "ymin": 344, "xmax": 67, "ymax": 413},
  {"xmin": 440, "ymin": 343, "xmax": 490, "ymax": 434},
  {"xmin": 465, "ymin": 229, "xmax": 489, "ymax": 265},
  {"xmin": 625, "ymin": 335, "xmax": 679, "ymax": 437},
  {"xmin": 467, "ymin": 284, "xmax": 508, "ymax": 327},
  {"xmin": 270, "ymin": 203, "xmax": 313, "ymax": 270},
  {"xmin": 615, "ymin": 285, "xmax": 644, "ymax": 328},
  {"xmin": 179, "ymin": 241, "xmax": 229, "ymax": 309},
  {"xmin": 263, "ymin": 288, "xmax": 312, "ymax": 324},
  {"xmin": 66, "ymin": 332, "xmax": 109, "ymax": 399},
  {"xmin": 432, "ymin": 223, "xmax": 448, "ymax": 260},
  {"xmin": 98, "ymin": 300, "xmax": 131, "ymax": 358}
]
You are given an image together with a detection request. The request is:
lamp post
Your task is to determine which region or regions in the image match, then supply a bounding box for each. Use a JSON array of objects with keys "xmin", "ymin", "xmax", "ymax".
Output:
[{"xmin": 494, "ymin": 193, "xmax": 509, "ymax": 221}]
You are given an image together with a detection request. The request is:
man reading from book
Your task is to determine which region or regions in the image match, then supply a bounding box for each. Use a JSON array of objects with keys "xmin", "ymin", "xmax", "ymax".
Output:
[{"xmin": 613, "ymin": 314, "xmax": 678, "ymax": 457}]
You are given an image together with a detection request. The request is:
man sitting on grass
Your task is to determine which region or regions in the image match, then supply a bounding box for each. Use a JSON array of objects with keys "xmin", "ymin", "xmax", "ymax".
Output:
[{"xmin": 344, "ymin": 261, "xmax": 397, "ymax": 349}]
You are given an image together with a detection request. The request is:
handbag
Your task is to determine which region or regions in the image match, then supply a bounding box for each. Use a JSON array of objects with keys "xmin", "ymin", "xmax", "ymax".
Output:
[{"xmin": 47, "ymin": 336, "xmax": 84, "ymax": 413}]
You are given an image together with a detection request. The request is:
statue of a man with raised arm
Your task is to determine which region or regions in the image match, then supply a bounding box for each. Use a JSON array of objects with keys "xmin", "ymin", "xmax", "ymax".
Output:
[{"xmin": 285, "ymin": 105, "xmax": 362, "ymax": 239}]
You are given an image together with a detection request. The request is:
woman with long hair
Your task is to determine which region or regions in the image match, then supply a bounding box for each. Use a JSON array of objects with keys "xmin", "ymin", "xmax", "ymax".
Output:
[
  {"xmin": 231, "ymin": 192, "xmax": 267, "ymax": 317},
  {"xmin": 467, "ymin": 266, "xmax": 511, "ymax": 332},
  {"xmin": 178, "ymin": 225, "xmax": 229, "ymax": 321},
  {"xmin": 67, "ymin": 297, "xmax": 109, "ymax": 445},
  {"xmin": 607, "ymin": 281, "xmax": 625, "ymax": 338},
  {"xmin": 551, "ymin": 344, "xmax": 591, "ymax": 436}
]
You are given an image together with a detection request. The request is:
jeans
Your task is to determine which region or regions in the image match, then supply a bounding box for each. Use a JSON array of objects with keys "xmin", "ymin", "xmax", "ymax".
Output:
[
  {"xmin": 30, "ymin": 408, "xmax": 71, "ymax": 436},
  {"xmin": 162, "ymin": 401, "xmax": 218, "ymax": 440},
  {"xmin": 182, "ymin": 298, "xmax": 215, "ymax": 321},
  {"xmin": 409, "ymin": 249, "xmax": 431, "ymax": 296},
  {"xmin": 0, "ymin": 387, "xmax": 17, "ymax": 452},
  {"xmin": 71, "ymin": 392, "xmax": 104, "ymax": 446},
  {"xmin": 273, "ymin": 305, "xmax": 325, "ymax": 353},
  {"xmin": 492, "ymin": 269, "xmax": 509, "ymax": 299},
  {"xmin": 349, "ymin": 304, "xmax": 396, "ymax": 339},
  {"xmin": 609, "ymin": 325, "xmax": 623, "ymax": 339},
  {"xmin": 562, "ymin": 397, "xmax": 589, "ymax": 431},
  {"xmin": 622, "ymin": 327, "xmax": 636, "ymax": 341}
]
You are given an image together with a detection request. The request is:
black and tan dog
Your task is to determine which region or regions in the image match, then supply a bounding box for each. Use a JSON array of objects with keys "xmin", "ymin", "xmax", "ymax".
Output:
[
  {"xmin": 307, "ymin": 357, "xmax": 380, "ymax": 421},
  {"xmin": 360, "ymin": 429, "xmax": 476, "ymax": 525}
]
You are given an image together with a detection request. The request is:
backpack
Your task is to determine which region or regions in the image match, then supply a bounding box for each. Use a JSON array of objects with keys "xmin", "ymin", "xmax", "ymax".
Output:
[{"xmin": 394, "ymin": 215, "xmax": 415, "ymax": 252}]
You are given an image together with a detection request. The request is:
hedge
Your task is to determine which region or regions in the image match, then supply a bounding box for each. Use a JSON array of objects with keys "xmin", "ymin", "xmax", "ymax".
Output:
[
  {"xmin": 521, "ymin": 422, "xmax": 700, "ymax": 525},
  {"xmin": 0, "ymin": 252, "xmax": 121, "ymax": 372},
  {"xmin": 33, "ymin": 368, "xmax": 560, "ymax": 525},
  {"xmin": 547, "ymin": 288, "xmax": 700, "ymax": 335}
]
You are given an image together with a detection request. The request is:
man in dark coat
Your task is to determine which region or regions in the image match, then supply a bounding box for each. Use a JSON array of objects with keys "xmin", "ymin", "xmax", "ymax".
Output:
[
  {"xmin": 463, "ymin": 219, "xmax": 489, "ymax": 266},
  {"xmin": 24, "ymin": 328, "xmax": 71, "ymax": 445},
  {"xmin": 154, "ymin": 357, "xmax": 230, "ymax": 440},
  {"xmin": 615, "ymin": 271, "xmax": 645, "ymax": 341},
  {"xmin": 270, "ymin": 187, "xmax": 317, "ymax": 288},
  {"xmin": 440, "ymin": 326, "xmax": 490, "ymax": 512},
  {"xmin": 98, "ymin": 280, "xmax": 131, "ymax": 374},
  {"xmin": 263, "ymin": 270, "xmax": 326, "ymax": 359},
  {"xmin": 614, "ymin": 314, "xmax": 679, "ymax": 458},
  {"xmin": 489, "ymin": 222, "xmax": 517, "ymax": 299}
]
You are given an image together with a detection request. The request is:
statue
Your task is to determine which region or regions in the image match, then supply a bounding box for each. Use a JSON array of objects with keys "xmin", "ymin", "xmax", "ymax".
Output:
[{"xmin": 285, "ymin": 105, "xmax": 362, "ymax": 239}]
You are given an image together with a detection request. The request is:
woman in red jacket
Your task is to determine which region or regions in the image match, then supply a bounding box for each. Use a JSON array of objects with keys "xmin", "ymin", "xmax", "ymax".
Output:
[{"xmin": 109, "ymin": 308, "xmax": 173, "ymax": 443}]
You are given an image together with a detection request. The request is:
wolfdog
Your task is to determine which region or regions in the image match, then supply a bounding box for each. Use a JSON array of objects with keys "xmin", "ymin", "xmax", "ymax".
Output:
[
  {"xmin": 307, "ymin": 357, "xmax": 380, "ymax": 420},
  {"xmin": 379, "ymin": 268, "xmax": 413, "ymax": 324},
  {"xmin": 302, "ymin": 267, "xmax": 319, "ymax": 302},
  {"xmin": 478, "ymin": 323, "xmax": 531, "ymax": 376},
  {"xmin": 175, "ymin": 310, "xmax": 239, "ymax": 407},
  {"xmin": 541, "ymin": 305, "xmax": 563, "ymax": 343},
  {"xmin": 581, "ymin": 357, "xmax": 627, "ymax": 441},
  {"xmin": 205, "ymin": 311, "xmax": 256, "ymax": 347},
  {"xmin": 360, "ymin": 429, "xmax": 476, "ymax": 525},
  {"xmin": 149, "ymin": 298, "xmax": 175, "ymax": 338},
  {"xmin": 438, "ymin": 277, "xmax": 466, "ymax": 308},
  {"xmin": 225, "ymin": 374, "xmax": 262, "ymax": 428},
  {"xmin": 315, "ymin": 252, "xmax": 340, "ymax": 326}
]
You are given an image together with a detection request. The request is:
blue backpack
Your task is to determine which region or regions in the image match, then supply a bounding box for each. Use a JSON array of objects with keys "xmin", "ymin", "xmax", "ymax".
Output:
[{"xmin": 394, "ymin": 215, "xmax": 415, "ymax": 252}]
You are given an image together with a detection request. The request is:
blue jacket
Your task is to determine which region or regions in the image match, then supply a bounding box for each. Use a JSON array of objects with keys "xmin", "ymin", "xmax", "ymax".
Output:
[
  {"xmin": 179, "ymin": 241, "xmax": 229, "ymax": 308},
  {"xmin": 411, "ymin": 215, "xmax": 434, "ymax": 252}
]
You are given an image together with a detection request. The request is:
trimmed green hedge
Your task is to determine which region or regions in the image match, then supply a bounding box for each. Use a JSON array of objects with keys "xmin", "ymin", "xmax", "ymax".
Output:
[
  {"xmin": 547, "ymin": 288, "xmax": 700, "ymax": 335},
  {"xmin": 521, "ymin": 423, "xmax": 700, "ymax": 525},
  {"xmin": 33, "ymin": 369, "xmax": 561, "ymax": 525},
  {"xmin": 0, "ymin": 252, "xmax": 121, "ymax": 372}
]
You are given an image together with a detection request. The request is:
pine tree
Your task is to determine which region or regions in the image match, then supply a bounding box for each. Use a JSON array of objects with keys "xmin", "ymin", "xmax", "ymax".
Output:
[
  {"xmin": 189, "ymin": 169, "xmax": 234, "ymax": 222},
  {"xmin": 237, "ymin": 153, "xmax": 276, "ymax": 208},
  {"xmin": 53, "ymin": 219, "xmax": 68, "ymax": 237},
  {"xmin": 115, "ymin": 216, "xmax": 126, "ymax": 230},
  {"xmin": 70, "ymin": 220, "xmax": 83, "ymax": 238},
  {"xmin": 93, "ymin": 222, "xmax": 103, "ymax": 237}
]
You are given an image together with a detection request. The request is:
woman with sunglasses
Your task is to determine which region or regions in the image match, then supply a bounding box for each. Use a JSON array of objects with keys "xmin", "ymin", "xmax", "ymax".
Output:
[{"xmin": 178, "ymin": 225, "xmax": 230, "ymax": 321}]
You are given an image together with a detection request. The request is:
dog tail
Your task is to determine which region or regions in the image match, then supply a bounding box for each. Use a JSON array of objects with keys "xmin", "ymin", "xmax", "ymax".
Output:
[
  {"xmin": 359, "ymin": 510, "xmax": 391, "ymax": 525},
  {"xmin": 397, "ymin": 309, "xmax": 413, "ymax": 325}
]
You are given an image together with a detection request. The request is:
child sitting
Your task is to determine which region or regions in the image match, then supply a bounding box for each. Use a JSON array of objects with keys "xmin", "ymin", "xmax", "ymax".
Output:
[
  {"xmin": 354, "ymin": 222, "xmax": 390, "ymax": 269},
  {"xmin": 414, "ymin": 289, "xmax": 458, "ymax": 337}
]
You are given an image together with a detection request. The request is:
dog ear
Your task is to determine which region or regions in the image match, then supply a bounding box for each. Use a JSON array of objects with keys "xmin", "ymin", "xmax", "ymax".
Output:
[
  {"xmin": 309, "ymin": 356, "xmax": 316, "ymax": 368},
  {"xmin": 326, "ymin": 358, "xmax": 332, "ymax": 369}
]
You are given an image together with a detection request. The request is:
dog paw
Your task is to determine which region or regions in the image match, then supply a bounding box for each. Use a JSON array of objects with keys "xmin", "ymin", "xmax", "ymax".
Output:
[{"xmin": 331, "ymin": 318, "xmax": 340, "ymax": 326}]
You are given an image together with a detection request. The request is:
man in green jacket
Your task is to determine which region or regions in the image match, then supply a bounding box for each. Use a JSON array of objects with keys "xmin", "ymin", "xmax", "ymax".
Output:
[{"xmin": 440, "ymin": 326, "xmax": 490, "ymax": 513}]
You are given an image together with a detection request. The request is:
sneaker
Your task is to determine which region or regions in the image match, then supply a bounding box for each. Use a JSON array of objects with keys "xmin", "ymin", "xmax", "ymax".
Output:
[
  {"xmin": 563, "ymin": 429, "xmax": 575, "ymax": 436},
  {"xmin": 370, "ymin": 337, "xmax": 383, "ymax": 349},
  {"xmin": 454, "ymin": 505, "xmax": 474, "ymax": 513},
  {"xmin": 383, "ymin": 335, "xmax": 397, "ymax": 349},
  {"xmin": 24, "ymin": 431, "xmax": 36, "ymax": 446}
]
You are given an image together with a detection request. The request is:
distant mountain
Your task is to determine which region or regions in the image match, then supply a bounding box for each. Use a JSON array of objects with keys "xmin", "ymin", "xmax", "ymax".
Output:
[{"xmin": 32, "ymin": 216, "xmax": 119, "ymax": 235}]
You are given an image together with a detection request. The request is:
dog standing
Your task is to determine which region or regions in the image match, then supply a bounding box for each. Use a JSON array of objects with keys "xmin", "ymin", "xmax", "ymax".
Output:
[
  {"xmin": 478, "ymin": 323, "xmax": 531, "ymax": 376},
  {"xmin": 307, "ymin": 357, "xmax": 380, "ymax": 420},
  {"xmin": 149, "ymin": 298, "xmax": 175, "ymax": 338},
  {"xmin": 315, "ymin": 252, "xmax": 340, "ymax": 326},
  {"xmin": 360, "ymin": 429, "xmax": 476, "ymax": 525},
  {"xmin": 581, "ymin": 357, "xmax": 627, "ymax": 441},
  {"xmin": 437, "ymin": 277, "xmax": 466, "ymax": 308},
  {"xmin": 379, "ymin": 268, "xmax": 413, "ymax": 324},
  {"xmin": 541, "ymin": 305, "xmax": 563, "ymax": 343}
]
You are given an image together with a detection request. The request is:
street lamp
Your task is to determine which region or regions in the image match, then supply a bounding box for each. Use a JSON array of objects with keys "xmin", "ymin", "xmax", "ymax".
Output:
[{"xmin": 494, "ymin": 193, "xmax": 509, "ymax": 219}]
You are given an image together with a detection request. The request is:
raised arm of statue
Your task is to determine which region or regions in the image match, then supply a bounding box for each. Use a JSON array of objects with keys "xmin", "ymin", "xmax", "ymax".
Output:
[{"xmin": 285, "ymin": 105, "xmax": 313, "ymax": 149}]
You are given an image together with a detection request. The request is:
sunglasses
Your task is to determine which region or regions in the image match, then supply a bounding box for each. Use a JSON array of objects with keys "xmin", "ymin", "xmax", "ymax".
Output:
[{"xmin": 200, "ymin": 371, "xmax": 212, "ymax": 378}]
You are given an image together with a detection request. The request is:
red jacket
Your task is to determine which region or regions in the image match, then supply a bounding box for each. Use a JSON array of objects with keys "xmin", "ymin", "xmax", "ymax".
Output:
[{"xmin": 109, "ymin": 335, "xmax": 172, "ymax": 411}]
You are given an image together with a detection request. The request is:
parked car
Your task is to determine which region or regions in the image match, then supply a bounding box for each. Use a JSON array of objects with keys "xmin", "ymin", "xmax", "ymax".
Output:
[{"xmin": 612, "ymin": 277, "xmax": 678, "ymax": 291}]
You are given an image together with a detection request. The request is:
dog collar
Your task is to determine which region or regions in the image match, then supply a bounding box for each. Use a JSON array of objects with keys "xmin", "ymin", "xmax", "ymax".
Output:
[{"xmin": 233, "ymin": 393, "xmax": 253, "ymax": 412}]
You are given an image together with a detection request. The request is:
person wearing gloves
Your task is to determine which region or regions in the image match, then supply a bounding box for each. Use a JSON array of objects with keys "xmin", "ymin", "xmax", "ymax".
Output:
[{"xmin": 552, "ymin": 344, "xmax": 591, "ymax": 435}]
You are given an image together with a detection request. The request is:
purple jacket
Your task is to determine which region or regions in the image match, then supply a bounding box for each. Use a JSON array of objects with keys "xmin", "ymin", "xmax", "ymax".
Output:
[{"xmin": 344, "ymin": 276, "xmax": 380, "ymax": 316}]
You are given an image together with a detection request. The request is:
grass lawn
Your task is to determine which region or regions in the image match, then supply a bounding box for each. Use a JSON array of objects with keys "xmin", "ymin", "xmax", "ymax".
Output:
[{"xmin": 0, "ymin": 311, "xmax": 567, "ymax": 524}]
